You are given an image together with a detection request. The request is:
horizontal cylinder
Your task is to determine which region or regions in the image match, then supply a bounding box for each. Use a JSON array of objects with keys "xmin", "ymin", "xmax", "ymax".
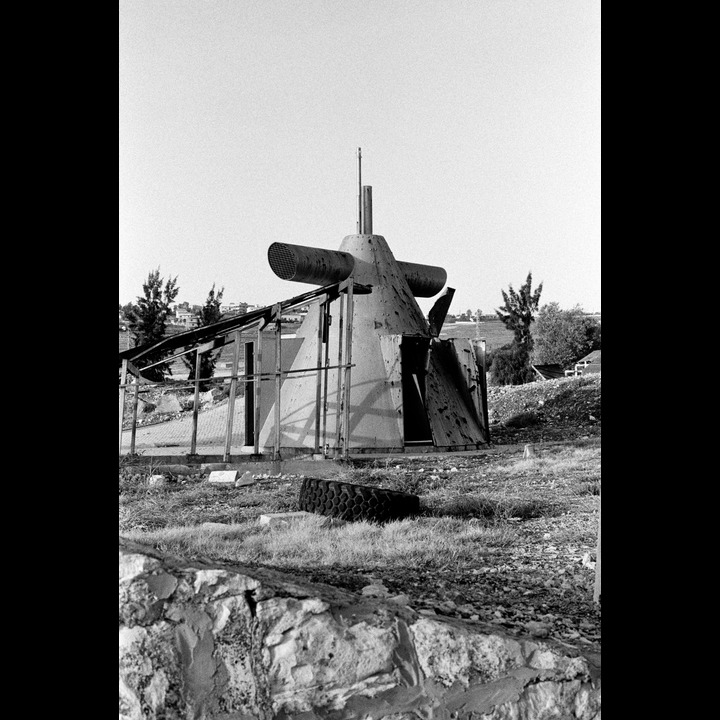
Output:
[
  {"xmin": 267, "ymin": 242, "xmax": 446, "ymax": 297},
  {"xmin": 268, "ymin": 243, "xmax": 355, "ymax": 285},
  {"xmin": 396, "ymin": 260, "xmax": 447, "ymax": 297}
]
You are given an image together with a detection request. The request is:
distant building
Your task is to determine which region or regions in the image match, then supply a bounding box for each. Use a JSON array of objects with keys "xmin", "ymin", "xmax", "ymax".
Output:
[
  {"xmin": 175, "ymin": 310, "xmax": 199, "ymax": 328},
  {"xmin": 220, "ymin": 302, "xmax": 248, "ymax": 315},
  {"xmin": 565, "ymin": 350, "xmax": 601, "ymax": 377}
]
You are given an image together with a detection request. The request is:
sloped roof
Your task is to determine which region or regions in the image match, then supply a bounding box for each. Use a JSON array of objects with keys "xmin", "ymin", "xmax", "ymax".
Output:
[
  {"xmin": 578, "ymin": 350, "xmax": 601, "ymax": 364},
  {"xmin": 532, "ymin": 364, "xmax": 566, "ymax": 380}
]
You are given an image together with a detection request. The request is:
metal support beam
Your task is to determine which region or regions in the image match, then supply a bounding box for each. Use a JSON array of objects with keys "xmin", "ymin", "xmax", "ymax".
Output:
[
  {"xmin": 334, "ymin": 289, "xmax": 345, "ymax": 457},
  {"xmin": 119, "ymin": 359, "xmax": 128, "ymax": 455},
  {"xmin": 314, "ymin": 295, "xmax": 327, "ymax": 454},
  {"xmin": 343, "ymin": 279, "xmax": 354, "ymax": 459},
  {"xmin": 190, "ymin": 347, "xmax": 201, "ymax": 455},
  {"xmin": 321, "ymin": 301, "xmax": 332, "ymax": 456},
  {"xmin": 130, "ymin": 381, "xmax": 139, "ymax": 455},
  {"xmin": 274, "ymin": 306, "xmax": 282, "ymax": 460},
  {"xmin": 254, "ymin": 324, "xmax": 262, "ymax": 455},
  {"xmin": 223, "ymin": 330, "xmax": 241, "ymax": 462}
]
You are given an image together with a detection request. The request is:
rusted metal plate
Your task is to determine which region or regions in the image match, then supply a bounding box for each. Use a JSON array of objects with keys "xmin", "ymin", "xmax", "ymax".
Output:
[
  {"xmin": 424, "ymin": 339, "xmax": 485, "ymax": 447},
  {"xmin": 379, "ymin": 335, "xmax": 404, "ymax": 443}
]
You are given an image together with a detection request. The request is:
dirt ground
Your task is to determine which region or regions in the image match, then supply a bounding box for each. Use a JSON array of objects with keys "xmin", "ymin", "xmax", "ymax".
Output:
[{"xmin": 120, "ymin": 373, "xmax": 601, "ymax": 655}]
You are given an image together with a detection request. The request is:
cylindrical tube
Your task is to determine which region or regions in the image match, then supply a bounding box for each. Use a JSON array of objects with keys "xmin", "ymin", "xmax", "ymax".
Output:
[
  {"xmin": 268, "ymin": 243, "xmax": 355, "ymax": 285},
  {"xmin": 396, "ymin": 260, "xmax": 447, "ymax": 298},
  {"xmin": 267, "ymin": 242, "xmax": 446, "ymax": 296},
  {"xmin": 362, "ymin": 186, "xmax": 372, "ymax": 234}
]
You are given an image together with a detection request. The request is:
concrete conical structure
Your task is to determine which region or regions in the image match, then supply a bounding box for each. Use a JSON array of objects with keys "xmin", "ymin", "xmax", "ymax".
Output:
[{"xmin": 258, "ymin": 232, "xmax": 489, "ymax": 455}]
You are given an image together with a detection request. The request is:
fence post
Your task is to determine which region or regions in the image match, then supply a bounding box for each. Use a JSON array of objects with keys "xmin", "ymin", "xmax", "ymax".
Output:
[
  {"xmin": 223, "ymin": 330, "xmax": 242, "ymax": 462},
  {"xmin": 190, "ymin": 347, "xmax": 201, "ymax": 455},
  {"xmin": 274, "ymin": 308, "xmax": 282, "ymax": 460},
  {"xmin": 254, "ymin": 324, "xmax": 262, "ymax": 456},
  {"xmin": 130, "ymin": 379, "xmax": 140, "ymax": 455},
  {"xmin": 342, "ymin": 279, "xmax": 354, "ymax": 459},
  {"xmin": 334, "ymin": 291, "xmax": 345, "ymax": 457},
  {"xmin": 321, "ymin": 301, "xmax": 331, "ymax": 456},
  {"xmin": 119, "ymin": 359, "xmax": 128, "ymax": 455},
  {"xmin": 314, "ymin": 296, "xmax": 326, "ymax": 454}
]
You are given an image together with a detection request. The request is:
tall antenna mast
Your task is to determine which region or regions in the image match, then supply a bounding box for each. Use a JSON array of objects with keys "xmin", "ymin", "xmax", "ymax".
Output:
[{"xmin": 356, "ymin": 147, "xmax": 362, "ymax": 233}]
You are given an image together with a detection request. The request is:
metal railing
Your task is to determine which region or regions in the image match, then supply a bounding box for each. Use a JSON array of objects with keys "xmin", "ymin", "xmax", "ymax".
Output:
[{"xmin": 119, "ymin": 279, "xmax": 357, "ymax": 461}]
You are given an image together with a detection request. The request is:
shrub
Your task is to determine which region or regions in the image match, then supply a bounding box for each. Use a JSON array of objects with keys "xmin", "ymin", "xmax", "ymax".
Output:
[{"xmin": 488, "ymin": 344, "xmax": 535, "ymax": 385}]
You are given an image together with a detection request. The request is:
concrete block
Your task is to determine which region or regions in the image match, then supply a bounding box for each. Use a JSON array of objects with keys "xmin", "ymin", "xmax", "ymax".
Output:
[
  {"xmin": 235, "ymin": 471, "xmax": 256, "ymax": 487},
  {"xmin": 207, "ymin": 470, "xmax": 239, "ymax": 484},
  {"xmin": 258, "ymin": 511, "xmax": 314, "ymax": 527}
]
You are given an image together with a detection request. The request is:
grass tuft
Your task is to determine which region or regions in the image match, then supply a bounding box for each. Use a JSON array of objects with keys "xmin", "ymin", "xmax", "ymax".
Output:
[
  {"xmin": 432, "ymin": 495, "xmax": 560, "ymax": 521},
  {"xmin": 122, "ymin": 515, "xmax": 516, "ymax": 570}
]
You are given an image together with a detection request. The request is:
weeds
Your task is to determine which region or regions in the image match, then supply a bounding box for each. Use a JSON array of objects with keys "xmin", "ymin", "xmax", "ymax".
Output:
[
  {"xmin": 504, "ymin": 411, "xmax": 541, "ymax": 428},
  {"xmin": 122, "ymin": 514, "xmax": 516, "ymax": 570},
  {"xmin": 431, "ymin": 495, "xmax": 561, "ymax": 521}
]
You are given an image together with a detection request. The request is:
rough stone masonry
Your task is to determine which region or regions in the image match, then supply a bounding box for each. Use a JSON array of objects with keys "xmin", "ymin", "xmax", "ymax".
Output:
[{"xmin": 119, "ymin": 538, "xmax": 601, "ymax": 719}]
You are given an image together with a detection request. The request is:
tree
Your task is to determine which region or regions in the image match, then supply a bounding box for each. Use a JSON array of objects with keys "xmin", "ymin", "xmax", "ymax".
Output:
[
  {"xmin": 125, "ymin": 269, "xmax": 179, "ymax": 381},
  {"xmin": 487, "ymin": 344, "xmax": 536, "ymax": 386},
  {"xmin": 183, "ymin": 284, "xmax": 225, "ymax": 391},
  {"xmin": 490, "ymin": 272, "xmax": 543, "ymax": 385},
  {"xmin": 495, "ymin": 272, "xmax": 543, "ymax": 350},
  {"xmin": 531, "ymin": 303, "xmax": 601, "ymax": 369}
]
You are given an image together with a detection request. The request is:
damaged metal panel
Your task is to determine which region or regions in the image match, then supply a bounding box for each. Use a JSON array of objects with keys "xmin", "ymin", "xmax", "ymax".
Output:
[
  {"xmin": 448, "ymin": 338, "xmax": 490, "ymax": 444},
  {"xmin": 448, "ymin": 338, "xmax": 482, "ymax": 417},
  {"xmin": 424, "ymin": 339, "xmax": 485, "ymax": 447},
  {"xmin": 379, "ymin": 335, "xmax": 405, "ymax": 444}
]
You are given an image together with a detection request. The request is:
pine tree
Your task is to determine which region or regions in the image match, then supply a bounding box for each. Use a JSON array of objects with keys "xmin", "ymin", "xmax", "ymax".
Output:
[
  {"xmin": 495, "ymin": 272, "xmax": 543, "ymax": 350},
  {"xmin": 125, "ymin": 269, "xmax": 179, "ymax": 382},
  {"xmin": 490, "ymin": 272, "xmax": 543, "ymax": 385},
  {"xmin": 183, "ymin": 284, "xmax": 225, "ymax": 391}
]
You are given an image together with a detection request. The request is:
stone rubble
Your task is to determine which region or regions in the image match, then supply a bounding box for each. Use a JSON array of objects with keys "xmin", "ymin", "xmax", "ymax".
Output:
[{"xmin": 119, "ymin": 539, "xmax": 601, "ymax": 719}]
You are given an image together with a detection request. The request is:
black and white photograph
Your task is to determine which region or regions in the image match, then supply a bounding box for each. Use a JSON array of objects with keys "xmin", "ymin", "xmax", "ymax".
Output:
[{"xmin": 119, "ymin": 2, "xmax": 601, "ymax": 717}]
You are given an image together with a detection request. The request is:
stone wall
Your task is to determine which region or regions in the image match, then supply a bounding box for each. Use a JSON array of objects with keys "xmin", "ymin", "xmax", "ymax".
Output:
[{"xmin": 119, "ymin": 539, "xmax": 601, "ymax": 719}]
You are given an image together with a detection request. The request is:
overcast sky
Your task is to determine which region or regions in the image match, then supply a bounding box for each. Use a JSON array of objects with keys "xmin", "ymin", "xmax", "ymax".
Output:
[{"xmin": 119, "ymin": 0, "xmax": 600, "ymax": 317}]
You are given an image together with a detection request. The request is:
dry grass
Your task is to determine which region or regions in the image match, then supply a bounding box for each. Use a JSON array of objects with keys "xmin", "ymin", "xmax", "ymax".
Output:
[
  {"xmin": 122, "ymin": 515, "xmax": 515, "ymax": 571},
  {"xmin": 119, "ymin": 440, "xmax": 600, "ymax": 566}
]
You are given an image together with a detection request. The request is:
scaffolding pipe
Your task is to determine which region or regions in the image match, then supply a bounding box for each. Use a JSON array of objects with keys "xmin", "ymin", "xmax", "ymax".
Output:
[
  {"xmin": 343, "ymin": 279, "xmax": 354, "ymax": 459},
  {"xmin": 254, "ymin": 324, "xmax": 262, "ymax": 455},
  {"xmin": 119, "ymin": 359, "xmax": 128, "ymax": 455},
  {"xmin": 334, "ymin": 290, "xmax": 345, "ymax": 457},
  {"xmin": 190, "ymin": 347, "xmax": 201, "ymax": 455},
  {"xmin": 274, "ymin": 308, "xmax": 282, "ymax": 459},
  {"xmin": 321, "ymin": 302, "xmax": 332, "ymax": 456},
  {"xmin": 223, "ymin": 330, "xmax": 242, "ymax": 461},
  {"xmin": 130, "ymin": 381, "xmax": 139, "ymax": 455}
]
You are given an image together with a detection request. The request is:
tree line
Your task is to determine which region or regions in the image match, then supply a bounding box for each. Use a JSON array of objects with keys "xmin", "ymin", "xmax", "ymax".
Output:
[
  {"xmin": 121, "ymin": 269, "xmax": 224, "ymax": 388},
  {"xmin": 121, "ymin": 268, "xmax": 600, "ymax": 387},
  {"xmin": 489, "ymin": 272, "xmax": 601, "ymax": 384}
]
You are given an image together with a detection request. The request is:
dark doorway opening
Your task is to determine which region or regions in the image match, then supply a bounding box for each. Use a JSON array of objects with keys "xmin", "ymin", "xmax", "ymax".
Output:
[
  {"xmin": 401, "ymin": 336, "xmax": 433, "ymax": 445},
  {"xmin": 244, "ymin": 341, "xmax": 255, "ymax": 446}
]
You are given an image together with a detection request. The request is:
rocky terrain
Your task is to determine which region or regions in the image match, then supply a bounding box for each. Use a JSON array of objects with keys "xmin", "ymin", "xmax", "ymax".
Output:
[{"xmin": 120, "ymin": 373, "xmax": 601, "ymax": 655}]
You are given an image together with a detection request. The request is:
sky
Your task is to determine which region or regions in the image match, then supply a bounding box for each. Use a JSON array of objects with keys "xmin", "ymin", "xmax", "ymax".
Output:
[{"xmin": 119, "ymin": 0, "xmax": 600, "ymax": 317}]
